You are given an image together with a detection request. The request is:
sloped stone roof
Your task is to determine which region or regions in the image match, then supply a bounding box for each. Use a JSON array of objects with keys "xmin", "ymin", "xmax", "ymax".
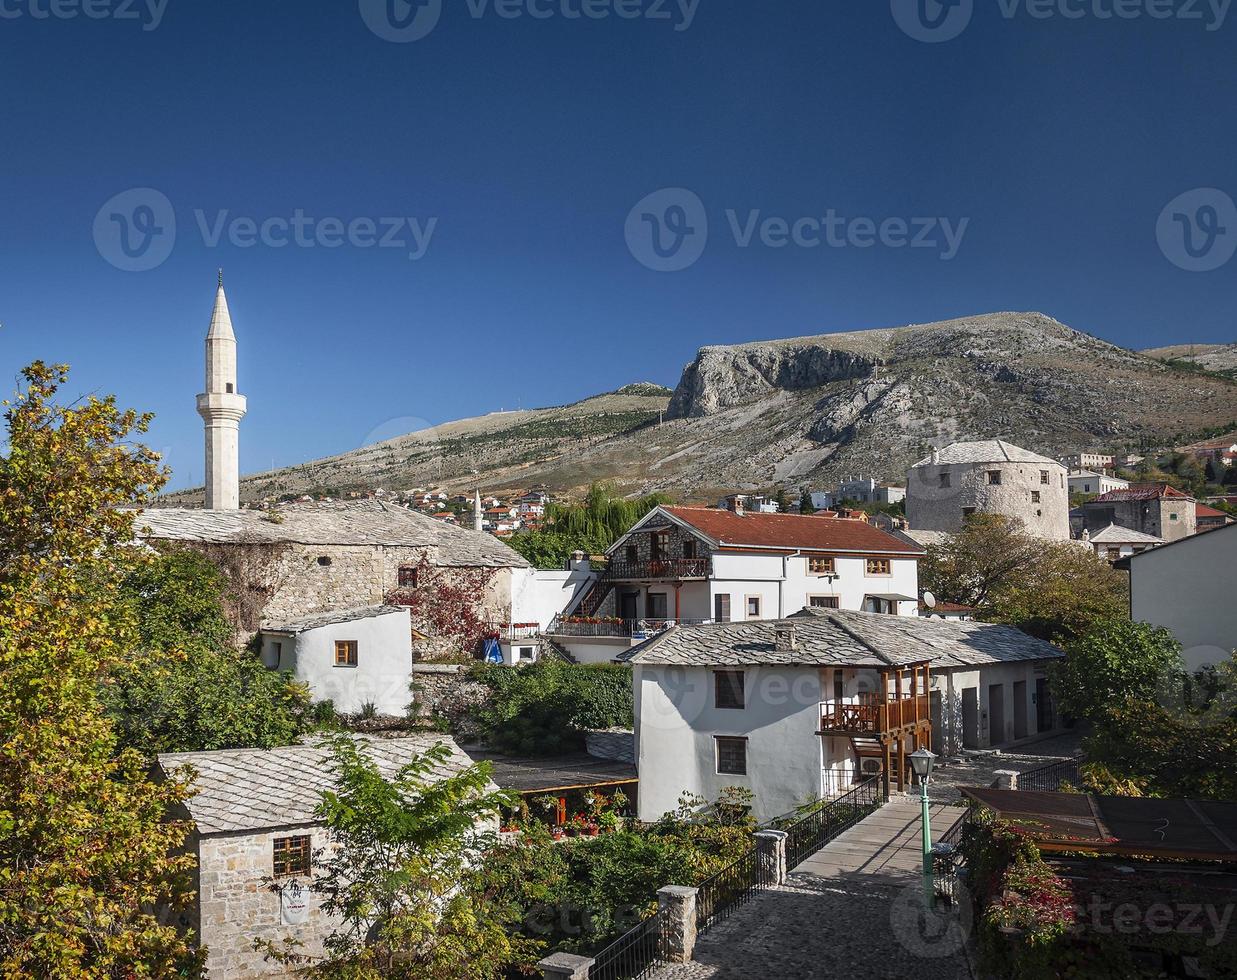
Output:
[
  {"xmin": 262, "ymin": 604, "xmax": 408, "ymax": 634},
  {"xmin": 912, "ymin": 440, "xmax": 1062, "ymax": 468},
  {"xmin": 619, "ymin": 607, "xmax": 1061, "ymax": 670},
  {"xmin": 158, "ymin": 734, "xmax": 483, "ymax": 835},
  {"xmin": 134, "ymin": 499, "xmax": 529, "ymax": 568},
  {"xmin": 1088, "ymin": 524, "xmax": 1164, "ymax": 545}
]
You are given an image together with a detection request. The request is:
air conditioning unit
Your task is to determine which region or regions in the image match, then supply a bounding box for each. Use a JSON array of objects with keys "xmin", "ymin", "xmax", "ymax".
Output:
[{"xmin": 860, "ymin": 757, "xmax": 884, "ymax": 776}]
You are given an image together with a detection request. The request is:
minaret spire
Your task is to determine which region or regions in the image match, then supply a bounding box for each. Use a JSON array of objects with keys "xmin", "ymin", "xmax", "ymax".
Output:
[{"xmin": 196, "ymin": 274, "xmax": 247, "ymax": 510}]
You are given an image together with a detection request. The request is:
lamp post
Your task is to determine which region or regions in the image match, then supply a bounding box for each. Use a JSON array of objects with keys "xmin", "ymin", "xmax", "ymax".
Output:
[{"xmin": 909, "ymin": 747, "xmax": 937, "ymax": 907}]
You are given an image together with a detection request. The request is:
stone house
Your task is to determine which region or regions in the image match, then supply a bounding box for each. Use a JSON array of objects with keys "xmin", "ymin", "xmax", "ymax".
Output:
[
  {"xmin": 1083, "ymin": 523, "xmax": 1164, "ymax": 563},
  {"xmin": 1080, "ymin": 483, "xmax": 1197, "ymax": 542},
  {"xmin": 905, "ymin": 440, "xmax": 1071, "ymax": 540},
  {"xmin": 134, "ymin": 499, "xmax": 531, "ymax": 654},
  {"xmin": 1068, "ymin": 470, "xmax": 1129, "ymax": 497},
  {"xmin": 621, "ymin": 607, "xmax": 1063, "ymax": 823},
  {"xmin": 156, "ymin": 734, "xmax": 488, "ymax": 979}
]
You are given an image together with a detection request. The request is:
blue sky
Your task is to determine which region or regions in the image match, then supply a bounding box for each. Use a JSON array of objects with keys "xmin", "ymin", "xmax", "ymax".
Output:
[{"xmin": 1, "ymin": 0, "xmax": 1234, "ymax": 489}]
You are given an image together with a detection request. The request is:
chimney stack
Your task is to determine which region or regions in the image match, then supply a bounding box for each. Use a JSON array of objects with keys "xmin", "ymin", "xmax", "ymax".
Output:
[{"xmin": 774, "ymin": 625, "xmax": 798, "ymax": 652}]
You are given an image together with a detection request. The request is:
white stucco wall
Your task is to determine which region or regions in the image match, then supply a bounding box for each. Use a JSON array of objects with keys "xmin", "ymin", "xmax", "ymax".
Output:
[
  {"xmin": 511, "ymin": 566, "xmax": 596, "ymax": 629},
  {"xmin": 261, "ymin": 608, "xmax": 413, "ymax": 715},
  {"xmin": 634, "ymin": 664, "xmax": 826, "ymax": 824},
  {"xmin": 1128, "ymin": 525, "xmax": 1237, "ymax": 670},
  {"xmin": 933, "ymin": 661, "xmax": 1058, "ymax": 753},
  {"xmin": 709, "ymin": 552, "xmax": 919, "ymax": 618}
]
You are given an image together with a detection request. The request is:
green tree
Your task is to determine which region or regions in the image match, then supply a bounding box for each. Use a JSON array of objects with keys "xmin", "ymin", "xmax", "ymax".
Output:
[
  {"xmin": 919, "ymin": 514, "xmax": 1127, "ymax": 642},
  {"xmin": 286, "ymin": 735, "xmax": 533, "ymax": 979},
  {"xmin": 103, "ymin": 548, "xmax": 309, "ymax": 754},
  {"xmin": 1050, "ymin": 620, "xmax": 1184, "ymax": 724},
  {"xmin": 508, "ymin": 483, "xmax": 672, "ymax": 569},
  {"xmin": 0, "ymin": 363, "xmax": 201, "ymax": 977},
  {"xmin": 799, "ymin": 490, "xmax": 816, "ymax": 515}
]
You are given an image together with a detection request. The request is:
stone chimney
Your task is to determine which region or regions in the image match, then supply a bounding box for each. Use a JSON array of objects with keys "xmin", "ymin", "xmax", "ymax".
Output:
[
  {"xmin": 568, "ymin": 550, "xmax": 591, "ymax": 572},
  {"xmin": 774, "ymin": 625, "xmax": 797, "ymax": 652},
  {"xmin": 930, "ymin": 446, "xmax": 940, "ymax": 466},
  {"xmin": 729, "ymin": 495, "xmax": 745, "ymax": 515}
]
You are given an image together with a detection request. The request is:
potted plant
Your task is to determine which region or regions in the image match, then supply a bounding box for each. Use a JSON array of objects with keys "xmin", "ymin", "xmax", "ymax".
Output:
[
  {"xmin": 585, "ymin": 821, "xmax": 600, "ymax": 837},
  {"xmin": 551, "ymin": 825, "xmax": 565, "ymax": 841},
  {"xmin": 598, "ymin": 810, "xmax": 619, "ymax": 834}
]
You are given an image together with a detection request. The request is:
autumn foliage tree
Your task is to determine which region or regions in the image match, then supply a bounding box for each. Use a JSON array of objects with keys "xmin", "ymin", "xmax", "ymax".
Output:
[{"xmin": 0, "ymin": 363, "xmax": 201, "ymax": 977}]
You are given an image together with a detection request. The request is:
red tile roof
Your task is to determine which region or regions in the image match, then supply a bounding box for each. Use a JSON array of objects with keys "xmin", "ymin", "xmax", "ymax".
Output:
[
  {"xmin": 1093, "ymin": 483, "xmax": 1193, "ymax": 502},
  {"xmin": 1197, "ymin": 504, "xmax": 1231, "ymax": 519},
  {"xmin": 661, "ymin": 506, "xmax": 922, "ymax": 555}
]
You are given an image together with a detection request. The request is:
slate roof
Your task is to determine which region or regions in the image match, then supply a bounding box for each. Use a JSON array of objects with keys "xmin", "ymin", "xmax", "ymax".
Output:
[
  {"xmin": 1087, "ymin": 524, "xmax": 1164, "ymax": 545},
  {"xmin": 262, "ymin": 604, "xmax": 408, "ymax": 634},
  {"xmin": 911, "ymin": 440, "xmax": 1062, "ymax": 468},
  {"xmin": 618, "ymin": 607, "xmax": 1061, "ymax": 670},
  {"xmin": 653, "ymin": 506, "xmax": 923, "ymax": 556},
  {"xmin": 891, "ymin": 528, "xmax": 952, "ymax": 550},
  {"xmin": 158, "ymin": 734, "xmax": 483, "ymax": 835},
  {"xmin": 134, "ymin": 499, "xmax": 529, "ymax": 568},
  {"xmin": 468, "ymin": 752, "xmax": 638, "ymax": 793}
]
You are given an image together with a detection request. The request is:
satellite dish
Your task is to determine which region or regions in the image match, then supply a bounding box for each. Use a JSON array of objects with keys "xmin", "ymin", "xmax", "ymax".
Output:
[{"xmin": 922, "ymin": 591, "xmax": 937, "ymax": 609}]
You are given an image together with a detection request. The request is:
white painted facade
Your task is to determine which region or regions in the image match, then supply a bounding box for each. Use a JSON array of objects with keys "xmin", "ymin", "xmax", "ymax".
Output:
[
  {"xmin": 1125, "ymin": 523, "xmax": 1237, "ymax": 671},
  {"xmin": 260, "ymin": 607, "xmax": 413, "ymax": 715},
  {"xmin": 510, "ymin": 564, "xmax": 597, "ymax": 631},
  {"xmin": 1069, "ymin": 471, "xmax": 1129, "ymax": 496}
]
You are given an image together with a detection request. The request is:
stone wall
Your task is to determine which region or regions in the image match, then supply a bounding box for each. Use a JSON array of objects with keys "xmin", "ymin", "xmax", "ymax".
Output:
[
  {"xmin": 409, "ymin": 663, "xmax": 490, "ymax": 730},
  {"xmin": 906, "ymin": 460, "xmax": 1070, "ymax": 540},
  {"xmin": 1083, "ymin": 496, "xmax": 1197, "ymax": 542},
  {"xmin": 193, "ymin": 825, "xmax": 337, "ymax": 979}
]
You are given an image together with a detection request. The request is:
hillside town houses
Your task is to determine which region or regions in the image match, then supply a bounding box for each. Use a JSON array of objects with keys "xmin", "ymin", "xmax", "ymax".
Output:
[{"xmin": 93, "ymin": 278, "xmax": 1237, "ymax": 977}]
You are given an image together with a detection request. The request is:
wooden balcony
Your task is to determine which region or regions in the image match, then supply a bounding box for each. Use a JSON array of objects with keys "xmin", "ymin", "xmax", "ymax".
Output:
[
  {"xmin": 819, "ymin": 693, "xmax": 931, "ymax": 736},
  {"xmin": 603, "ymin": 557, "xmax": 709, "ymax": 581}
]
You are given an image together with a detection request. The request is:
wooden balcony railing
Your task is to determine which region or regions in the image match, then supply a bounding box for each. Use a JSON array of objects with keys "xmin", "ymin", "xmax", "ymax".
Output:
[
  {"xmin": 604, "ymin": 558, "xmax": 710, "ymax": 581},
  {"xmin": 819, "ymin": 693, "xmax": 931, "ymax": 735}
]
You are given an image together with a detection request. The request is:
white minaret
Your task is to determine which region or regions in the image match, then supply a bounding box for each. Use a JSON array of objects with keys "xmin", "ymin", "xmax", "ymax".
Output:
[
  {"xmin": 196, "ymin": 271, "xmax": 247, "ymax": 510},
  {"xmin": 473, "ymin": 488, "xmax": 483, "ymax": 532}
]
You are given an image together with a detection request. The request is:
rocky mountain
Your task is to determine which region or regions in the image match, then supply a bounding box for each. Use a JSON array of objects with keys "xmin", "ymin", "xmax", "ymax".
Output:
[
  {"xmin": 1142, "ymin": 343, "xmax": 1237, "ymax": 378},
  {"xmin": 165, "ymin": 313, "xmax": 1237, "ymax": 505}
]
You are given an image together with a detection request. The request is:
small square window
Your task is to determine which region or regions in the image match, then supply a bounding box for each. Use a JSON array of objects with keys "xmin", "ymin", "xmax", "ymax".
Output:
[
  {"xmin": 809, "ymin": 595, "xmax": 840, "ymax": 609},
  {"xmin": 334, "ymin": 640, "xmax": 358, "ymax": 667},
  {"xmin": 746, "ymin": 596, "xmax": 762, "ymax": 619},
  {"xmin": 715, "ymin": 737, "xmax": 747, "ymax": 775},
  {"xmin": 273, "ymin": 835, "xmax": 311, "ymax": 878},
  {"xmin": 1170, "ymin": 513, "xmax": 1178, "ymax": 521},
  {"xmin": 682, "ymin": 539, "xmax": 697, "ymax": 559},
  {"xmin": 939, "ymin": 472, "xmax": 951, "ymax": 488},
  {"xmin": 987, "ymin": 471, "xmax": 1002, "ymax": 485},
  {"xmin": 962, "ymin": 507, "xmax": 977, "ymax": 518},
  {"xmin": 808, "ymin": 556, "xmax": 835, "ymax": 575},
  {"xmin": 1031, "ymin": 491, "xmax": 1041, "ymax": 503},
  {"xmin": 397, "ymin": 565, "xmax": 419, "ymax": 588},
  {"xmin": 865, "ymin": 558, "xmax": 891, "ymax": 576},
  {"xmin": 714, "ymin": 670, "xmax": 745, "ymax": 709},
  {"xmin": 1040, "ymin": 470, "xmax": 1050, "ymax": 485}
]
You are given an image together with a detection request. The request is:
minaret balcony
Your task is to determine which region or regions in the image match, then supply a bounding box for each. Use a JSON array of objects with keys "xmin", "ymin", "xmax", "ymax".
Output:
[{"xmin": 196, "ymin": 391, "xmax": 248, "ymax": 422}]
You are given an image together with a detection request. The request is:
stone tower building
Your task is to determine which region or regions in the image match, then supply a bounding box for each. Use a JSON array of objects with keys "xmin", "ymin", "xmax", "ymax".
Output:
[
  {"xmin": 906, "ymin": 440, "xmax": 1070, "ymax": 540},
  {"xmin": 196, "ymin": 272, "xmax": 247, "ymax": 510}
]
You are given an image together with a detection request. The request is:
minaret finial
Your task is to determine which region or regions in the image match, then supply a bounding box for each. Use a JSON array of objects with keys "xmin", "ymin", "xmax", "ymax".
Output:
[{"xmin": 218, "ymin": 267, "xmax": 224, "ymax": 289}]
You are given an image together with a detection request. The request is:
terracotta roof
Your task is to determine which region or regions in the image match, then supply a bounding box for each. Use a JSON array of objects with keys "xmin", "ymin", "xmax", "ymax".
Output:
[
  {"xmin": 660, "ymin": 506, "xmax": 923, "ymax": 556},
  {"xmin": 1197, "ymin": 504, "xmax": 1231, "ymax": 519},
  {"xmin": 1092, "ymin": 483, "xmax": 1192, "ymax": 503}
]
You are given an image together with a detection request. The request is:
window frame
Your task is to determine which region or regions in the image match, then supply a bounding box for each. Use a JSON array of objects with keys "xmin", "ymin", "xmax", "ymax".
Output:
[
  {"xmin": 808, "ymin": 594, "xmax": 840, "ymax": 609},
  {"xmin": 713, "ymin": 670, "xmax": 746, "ymax": 710},
  {"xmin": 939, "ymin": 472, "xmax": 951, "ymax": 488},
  {"xmin": 1031, "ymin": 490, "xmax": 1041, "ymax": 504},
  {"xmin": 807, "ymin": 556, "xmax": 836, "ymax": 576},
  {"xmin": 714, "ymin": 736, "xmax": 748, "ymax": 776},
  {"xmin": 745, "ymin": 594, "xmax": 762, "ymax": 620},
  {"xmin": 1040, "ymin": 470, "xmax": 1050, "ymax": 485},
  {"xmin": 714, "ymin": 593, "xmax": 731, "ymax": 623},
  {"xmin": 397, "ymin": 565, "xmax": 419, "ymax": 588},
  {"xmin": 334, "ymin": 639, "xmax": 358, "ymax": 668},
  {"xmin": 865, "ymin": 558, "xmax": 892, "ymax": 577},
  {"xmin": 273, "ymin": 834, "xmax": 312, "ymax": 878},
  {"xmin": 986, "ymin": 470, "xmax": 1002, "ymax": 486}
]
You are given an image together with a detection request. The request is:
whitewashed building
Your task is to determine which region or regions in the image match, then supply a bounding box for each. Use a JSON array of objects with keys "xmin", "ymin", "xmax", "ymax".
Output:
[
  {"xmin": 1068, "ymin": 470, "xmax": 1129, "ymax": 497},
  {"xmin": 158, "ymin": 735, "xmax": 489, "ymax": 979},
  {"xmin": 260, "ymin": 606, "xmax": 412, "ymax": 715},
  {"xmin": 623, "ymin": 608, "xmax": 1062, "ymax": 823},
  {"xmin": 547, "ymin": 504, "xmax": 923, "ymax": 664},
  {"xmin": 1084, "ymin": 523, "xmax": 1164, "ymax": 563},
  {"xmin": 1118, "ymin": 521, "xmax": 1237, "ymax": 670}
]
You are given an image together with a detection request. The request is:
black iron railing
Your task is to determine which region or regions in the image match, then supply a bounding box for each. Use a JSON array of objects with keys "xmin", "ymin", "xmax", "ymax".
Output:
[
  {"xmin": 604, "ymin": 557, "xmax": 710, "ymax": 581},
  {"xmin": 589, "ymin": 909, "xmax": 669, "ymax": 980},
  {"xmin": 1016, "ymin": 758, "xmax": 1081, "ymax": 793},
  {"xmin": 694, "ymin": 843, "xmax": 767, "ymax": 932},
  {"xmin": 780, "ymin": 776, "xmax": 884, "ymax": 870}
]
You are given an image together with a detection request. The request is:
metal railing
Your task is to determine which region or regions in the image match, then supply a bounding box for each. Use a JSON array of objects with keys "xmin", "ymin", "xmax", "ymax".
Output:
[
  {"xmin": 547, "ymin": 617, "xmax": 712, "ymax": 638},
  {"xmin": 694, "ymin": 843, "xmax": 767, "ymax": 932},
  {"xmin": 1016, "ymin": 758, "xmax": 1081, "ymax": 793},
  {"xmin": 589, "ymin": 909, "xmax": 669, "ymax": 980},
  {"xmin": 604, "ymin": 557, "xmax": 710, "ymax": 581},
  {"xmin": 780, "ymin": 776, "xmax": 885, "ymax": 870}
]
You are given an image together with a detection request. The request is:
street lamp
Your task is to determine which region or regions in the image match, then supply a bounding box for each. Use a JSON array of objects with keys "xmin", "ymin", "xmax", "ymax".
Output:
[{"xmin": 909, "ymin": 747, "xmax": 938, "ymax": 906}]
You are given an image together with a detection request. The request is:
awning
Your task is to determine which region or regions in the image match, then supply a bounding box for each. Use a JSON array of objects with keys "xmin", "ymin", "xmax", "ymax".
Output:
[{"xmin": 865, "ymin": 593, "xmax": 918, "ymax": 602}]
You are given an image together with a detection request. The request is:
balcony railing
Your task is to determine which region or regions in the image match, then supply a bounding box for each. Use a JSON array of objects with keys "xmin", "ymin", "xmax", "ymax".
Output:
[
  {"xmin": 819, "ymin": 693, "xmax": 931, "ymax": 734},
  {"xmin": 547, "ymin": 617, "xmax": 712, "ymax": 638},
  {"xmin": 484, "ymin": 622, "xmax": 542, "ymax": 641},
  {"xmin": 604, "ymin": 557, "xmax": 710, "ymax": 581}
]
